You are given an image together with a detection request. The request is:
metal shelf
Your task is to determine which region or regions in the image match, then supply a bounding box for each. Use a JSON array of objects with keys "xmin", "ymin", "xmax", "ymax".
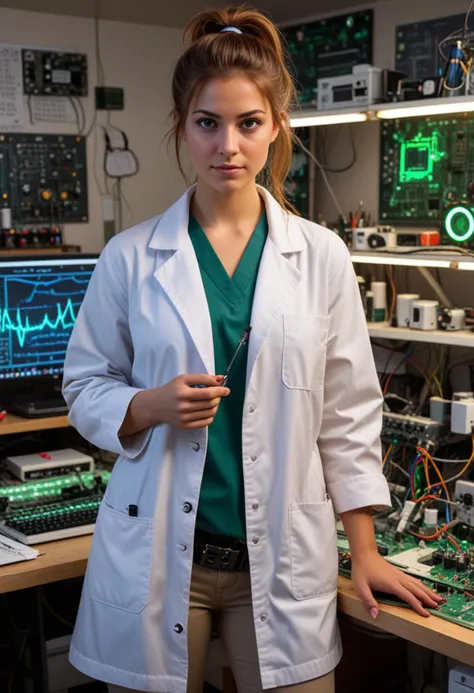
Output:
[
  {"xmin": 367, "ymin": 322, "xmax": 474, "ymax": 347},
  {"xmin": 350, "ymin": 250, "xmax": 474, "ymax": 270}
]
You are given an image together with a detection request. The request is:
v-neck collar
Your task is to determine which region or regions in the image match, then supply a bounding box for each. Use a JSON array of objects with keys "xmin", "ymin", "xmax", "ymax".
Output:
[{"xmin": 189, "ymin": 213, "xmax": 268, "ymax": 304}]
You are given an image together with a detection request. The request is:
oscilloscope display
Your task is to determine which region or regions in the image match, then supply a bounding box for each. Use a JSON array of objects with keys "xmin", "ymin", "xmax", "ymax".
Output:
[{"xmin": 0, "ymin": 256, "xmax": 97, "ymax": 380}]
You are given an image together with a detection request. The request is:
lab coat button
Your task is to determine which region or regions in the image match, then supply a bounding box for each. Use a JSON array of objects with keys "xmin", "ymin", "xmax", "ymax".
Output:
[
  {"xmin": 248, "ymin": 405, "xmax": 255, "ymax": 413},
  {"xmin": 252, "ymin": 536, "xmax": 260, "ymax": 544},
  {"xmin": 174, "ymin": 623, "xmax": 184, "ymax": 634},
  {"xmin": 260, "ymin": 614, "xmax": 267, "ymax": 622},
  {"xmin": 192, "ymin": 443, "xmax": 200, "ymax": 452},
  {"xmin": 251, "ymin": 455, "xmax": 257, "ymax": 462},
  {"xmin": 252, "ymin": 503, "xmax": 259, "ymax": 511},
  {"xmin": 179, "ymin": 544, "xmax": 187, "ymax": 552},
  {"xmin": 183, "ymin": 502, "xmax": 193, "ymax": 513}
]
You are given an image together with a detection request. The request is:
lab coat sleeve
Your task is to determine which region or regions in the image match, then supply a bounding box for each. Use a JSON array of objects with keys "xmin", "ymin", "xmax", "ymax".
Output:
[
  {"xmin": 62, "ymin": 242, "xmax": 151, "ymax": 458},
  {"xmin": 317, "ymin": 238, "xmax": 391, "ymax": 515}
]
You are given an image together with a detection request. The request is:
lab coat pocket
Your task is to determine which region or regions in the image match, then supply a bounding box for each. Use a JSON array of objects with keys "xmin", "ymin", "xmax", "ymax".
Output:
[
  {"xmin": 289, "ymin": 498, "xmax": 338, "ymax": 600},
  {"xmin": 87, "ymin": 499, "xmax": 154, "ymax": 613},
  {"xmin": 282, "ymin": 315, "xmax": 329, "ymax": 391}
]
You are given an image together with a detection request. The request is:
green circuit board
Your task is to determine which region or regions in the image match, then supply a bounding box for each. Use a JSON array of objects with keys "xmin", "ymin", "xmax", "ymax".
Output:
[
  {"xmin": 338, "ymin": 527, "xmax": 474, "ymax": 630},
  {"xmin": 282, "ymin": 10, "xmax": 373, "ymax": 109},
  {"xmin": 379, "ymin": 114, "xmax": 474, "ymax": 227}
]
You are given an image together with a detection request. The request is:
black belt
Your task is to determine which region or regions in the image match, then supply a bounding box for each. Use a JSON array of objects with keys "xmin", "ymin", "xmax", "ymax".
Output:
[{"xmin": 193, "ymin": 528, "xmax": 249, "ymax": 572}]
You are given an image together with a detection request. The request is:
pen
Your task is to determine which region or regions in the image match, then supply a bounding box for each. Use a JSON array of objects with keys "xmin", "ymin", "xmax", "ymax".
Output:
[{"xmin": 221, "ymin": 325, "xmax": 252, "ymax": 387}]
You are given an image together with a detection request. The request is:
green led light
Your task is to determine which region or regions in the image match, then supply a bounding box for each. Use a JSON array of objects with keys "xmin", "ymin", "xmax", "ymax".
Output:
[{"xmin": 445, "ymin": 206, "xmax": 474, "ymax": 242}]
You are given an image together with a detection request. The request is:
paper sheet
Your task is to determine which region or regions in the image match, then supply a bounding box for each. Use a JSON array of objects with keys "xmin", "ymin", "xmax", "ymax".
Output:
[{"xmin": 0, "ymin": 533, "xmax": 39, "ymax": 565}]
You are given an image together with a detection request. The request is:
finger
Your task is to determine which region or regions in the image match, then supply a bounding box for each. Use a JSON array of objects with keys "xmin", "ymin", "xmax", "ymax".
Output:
[
  {"xmin": 405, "ymin": 577, "xmax": 443, "ymax": 603},
  {"xmin": 395, "ymin": 585, "xmax": 430, "ymax": 617},
  {"xmin": 183, "ymin": 373, "xmax": 221, "ymax": 387},
  {"xmin": 187, "ymin": 385, "xmax": 230, "ymax": 401},
  {"xmin": 401, "ymin": 580, "xmax": 439, "ymax": 609},
  {"xmin": 180, "ymin": 397, "xmax": 221, "ymax": 413},
  {"xmin": 181, "ymin": 406, "xmax": 218, "ymax": 422},
  {"xmin": 355, "ymin": 581, "xmax": 380, "ymax": 620},
  {"xmin": 182, "ymin": 417, "xmax": 215, "ymax": 429}
]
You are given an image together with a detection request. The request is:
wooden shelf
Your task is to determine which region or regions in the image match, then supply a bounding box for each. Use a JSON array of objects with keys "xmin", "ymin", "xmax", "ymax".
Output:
[
  {"xmin": 368, "ymin": 322, "xmax": 474, "ymax": 347},
  {"xmin": 0, "ymin": 413, "xmax": 70, "ymax": 436}
]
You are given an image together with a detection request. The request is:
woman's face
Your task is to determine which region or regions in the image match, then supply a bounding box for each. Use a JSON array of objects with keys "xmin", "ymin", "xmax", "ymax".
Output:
[{"xmin": 184, "ymin": 74, "xmax": 279, "ymax": 194}]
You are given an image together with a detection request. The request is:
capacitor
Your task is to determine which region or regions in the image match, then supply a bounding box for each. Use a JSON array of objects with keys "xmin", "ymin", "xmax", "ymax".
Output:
[
  {"xmin": 444, "ymin": 554, "xmax": 456, "ymax": 570},
  {"xmin": 432, "ymin": 552, "xmax": 443, "ymax": 565},
  {"xmin": 0, "ymin": 207, "xmax": 11, "ymax": 229},
  {"xmin": 456, "ymin": 556, "xmax": 466, "ymax": 572}
]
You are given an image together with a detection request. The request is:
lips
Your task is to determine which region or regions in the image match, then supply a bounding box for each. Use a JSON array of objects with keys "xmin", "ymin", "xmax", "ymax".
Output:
[{"xmin": 213, "ymin": 165, "xmax": 243, "ymax": 170}]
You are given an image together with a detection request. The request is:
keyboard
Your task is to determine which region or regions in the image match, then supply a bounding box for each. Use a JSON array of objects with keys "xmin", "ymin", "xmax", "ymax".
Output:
[{"xmin": 0, "ymin": 470, "xmax": 111, "ymax": 545}]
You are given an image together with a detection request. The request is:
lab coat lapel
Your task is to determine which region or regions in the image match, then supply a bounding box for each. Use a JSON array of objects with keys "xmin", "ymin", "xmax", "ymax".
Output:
[
  {"xmin": 246, "ymin": 188, "xmax": 305, "ymax": 388},
  {"xmin": 149, "ymin": 186, "xmax": 215, "ymax": 375}
]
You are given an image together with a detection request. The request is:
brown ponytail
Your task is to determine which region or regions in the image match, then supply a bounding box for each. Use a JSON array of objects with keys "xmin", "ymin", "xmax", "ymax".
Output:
[{"xmin": 169, "ymin": 4, "xmax": 300, "ymax": 214}]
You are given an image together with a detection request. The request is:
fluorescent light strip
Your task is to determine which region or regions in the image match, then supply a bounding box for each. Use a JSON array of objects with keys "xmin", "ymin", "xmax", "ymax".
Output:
[
  {"xmin": 289, "ymin": 112, "xmax": 367, "ymax": 127},
  {"xmin": 350, "ymin": 254, "xmax": 474, "ymax": 270},
  {"xmin": 377, "ymin": 99, "xmax": 474, "ymax": 120}
]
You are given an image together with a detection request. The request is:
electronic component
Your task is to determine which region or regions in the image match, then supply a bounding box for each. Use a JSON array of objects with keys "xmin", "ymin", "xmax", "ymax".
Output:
[
  {"xmin": 451, "ymin": 400, "xmax": 474, "ymax": 435},
  {"xmin": 95, "ymin": 86, "xmax": 124, "ymax": 110},
  {"xmin": 5, "ymin": 449, "xmax": 94, "ymax": 482},
  {"xmin": 22, "ymin": 49, "xmax": 87, "ymax": 96},
  {"xmin": 317, "ymin": 64, "xmax": 381, "ymax": 110},
  {"xmin": 396, "ymin": 293, "xmax": 419, "ymax": 327},
  {"xmin": 0, "ymin": 133, "xmax": 88, "ymax": 225},
  {"xmin": 379, "ymin": 115, "xmax": 474, "ymax": 227},
  {"xmin": 438, "ymin": 307, "xmax": 466, "ymax": 331},
  {"xmin": 382, "ymin": 411, "xmax": 447, "ymax": 446},
  {"xmin": 0, "ymin": 227, "xmax": 62, "ymax": 250},
  {"xmin": 351, "ymin": 227, "xmax": 397, "ymax": 251},
  {"xmin": 430, "ymin": 396, "xmax": 451, "ymax": 424},
  {"xmin": 0, "ymin": 470, "xmax": 110, "ymax": 544},
  {"xmin": 396, "ymin": 14, "xmax": 466, "ymax": 82},
  {"xmin": 286, "ymin": 128, "xmax": 310, "ymax": 217},
  {"xmin": 282, "ymin": 10, "xmax": 373, "ymax": 109},
  {"xmin": 449, "ymin": 664, "xmax": 474, "ymax": 692},
  {"xmin": 444, "ymin": 205, "xmax": 474, "ymax": 246},
  {"xmin": 0, "ymin": 255, "xmax": 98, "ymax": 402},
  {"xmin": 455, "ymin": 480, "xmax": 474, "ymax": 527},
  {"xmin": 411, "ymin": 300, "xmax": 439, "ymax": 330}
]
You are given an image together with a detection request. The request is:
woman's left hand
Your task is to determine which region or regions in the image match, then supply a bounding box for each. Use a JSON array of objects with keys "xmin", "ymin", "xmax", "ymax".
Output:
[{"xmin": 350, "ymin": 552, "xmax": 444, "ymax": 619}]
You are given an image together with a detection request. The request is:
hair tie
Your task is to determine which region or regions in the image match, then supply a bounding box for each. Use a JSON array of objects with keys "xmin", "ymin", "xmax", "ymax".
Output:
[{"xmin": 220, "ymin": 26, "xmax": 243, "ymax": 34}]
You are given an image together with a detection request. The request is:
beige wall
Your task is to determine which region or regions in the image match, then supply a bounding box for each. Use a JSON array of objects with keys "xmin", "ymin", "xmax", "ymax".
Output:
[
  {"xmin": 308, "ymin": 0, "xmax": 472, "ymax": 224},
  {"xmin": 0, "ymin": 7, "xmax": 185, "ymax": 252}
]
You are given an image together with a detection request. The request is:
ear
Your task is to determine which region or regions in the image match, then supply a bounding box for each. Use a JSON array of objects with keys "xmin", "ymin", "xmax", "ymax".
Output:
[{"xmin": 271, "ymin": 112, "xmax": 287, "ymax": 143}]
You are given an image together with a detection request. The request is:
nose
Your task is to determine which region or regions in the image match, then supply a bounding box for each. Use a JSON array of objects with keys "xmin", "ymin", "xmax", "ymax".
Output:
[{"xmin": 218, "ymin": 125, "xmax": 239, "ymax": 159}]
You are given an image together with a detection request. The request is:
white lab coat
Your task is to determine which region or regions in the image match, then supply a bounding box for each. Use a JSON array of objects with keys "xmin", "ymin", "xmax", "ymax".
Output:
[{"xmin": 63, "ymin": 184, "xmax": 390, "ymax": 692}]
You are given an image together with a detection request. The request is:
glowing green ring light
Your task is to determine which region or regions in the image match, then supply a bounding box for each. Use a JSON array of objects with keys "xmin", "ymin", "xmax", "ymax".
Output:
[{"xmin": 445, "ymin": 206, "xmax": 474, "ymax": 242}]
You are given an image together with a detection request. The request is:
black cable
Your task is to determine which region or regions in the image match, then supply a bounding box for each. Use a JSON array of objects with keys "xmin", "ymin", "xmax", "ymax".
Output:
[
  {"xmin": 68, "ymin": 96, "xmax": 82, "ymax": 135},
  {"xmin": 319, "ymin": 125, "xmax": 357, "ymax": 173}
]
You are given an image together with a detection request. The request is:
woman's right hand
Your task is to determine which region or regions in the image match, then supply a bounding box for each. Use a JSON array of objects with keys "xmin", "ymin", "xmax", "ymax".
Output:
[{"xmin": 152, "ymin": 374, "xmax": 230, "ymax": 429}]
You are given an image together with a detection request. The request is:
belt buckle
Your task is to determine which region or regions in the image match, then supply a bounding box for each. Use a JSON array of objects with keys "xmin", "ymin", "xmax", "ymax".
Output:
[{"xmin": 200, "ymin": 543, "xmax": 240, "ymax": 571}]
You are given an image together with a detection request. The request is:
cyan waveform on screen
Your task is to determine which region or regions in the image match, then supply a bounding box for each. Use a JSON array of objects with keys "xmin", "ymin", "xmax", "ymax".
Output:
[
  {"xmin": 0, "ymin": 297, "xmax": 77, "ymax": 348},
  {"xmin": 14, "ymin": 276, "xmax": 90, "ymax": 304}
]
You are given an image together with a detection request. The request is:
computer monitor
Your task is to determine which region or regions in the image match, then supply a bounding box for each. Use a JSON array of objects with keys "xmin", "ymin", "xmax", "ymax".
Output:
[{"xmin": 0, "ymin": 254, "xmax": 98, "ymax": 416}]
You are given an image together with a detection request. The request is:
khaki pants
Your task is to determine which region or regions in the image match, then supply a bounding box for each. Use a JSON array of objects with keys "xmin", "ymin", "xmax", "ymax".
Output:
[{"xmin": 109, "ymin": 564, "xmax": 335, "ymax": 693}]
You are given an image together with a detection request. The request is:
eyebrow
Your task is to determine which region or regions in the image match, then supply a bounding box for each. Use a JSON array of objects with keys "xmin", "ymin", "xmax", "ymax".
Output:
[{"xmin": 192, "ymin": 109, "xmax": 265, "ymax": 119}]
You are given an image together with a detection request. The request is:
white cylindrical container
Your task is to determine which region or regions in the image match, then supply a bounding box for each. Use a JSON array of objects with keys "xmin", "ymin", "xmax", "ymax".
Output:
[
  {"xmin": 396, "ymin": 293, "xmax": 420, "ymax": 328},
  {"xmin": 370, "ymin": 281, "xmax": 387, "ymax": 322}
]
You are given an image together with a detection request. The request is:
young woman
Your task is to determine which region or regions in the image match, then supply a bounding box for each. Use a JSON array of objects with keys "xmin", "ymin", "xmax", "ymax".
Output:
[{"xmin": 62, "ymin": 6, "xmax": 442, "ymax": 693}]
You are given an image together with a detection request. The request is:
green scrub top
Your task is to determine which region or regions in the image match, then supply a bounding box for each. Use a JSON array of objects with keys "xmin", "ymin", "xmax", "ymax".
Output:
[{"xmin": 189, "ymin": 211, "xmax": 268, "ymax": 540}]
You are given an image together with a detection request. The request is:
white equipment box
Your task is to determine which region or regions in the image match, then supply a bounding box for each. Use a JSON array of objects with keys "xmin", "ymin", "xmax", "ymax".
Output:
[
  {"xmin": 5, "ymin": 448, "xmax": 94, "ymax": 481},
  {"xmin": 317, "ymin": 64, "xmax": 382, "ymax": 110}
]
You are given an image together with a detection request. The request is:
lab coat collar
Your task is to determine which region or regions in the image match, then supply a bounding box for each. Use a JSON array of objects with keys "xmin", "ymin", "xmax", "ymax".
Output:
[{"xmin": 148, "ymin": 183, "xmax": 306, "ymax": 255}]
